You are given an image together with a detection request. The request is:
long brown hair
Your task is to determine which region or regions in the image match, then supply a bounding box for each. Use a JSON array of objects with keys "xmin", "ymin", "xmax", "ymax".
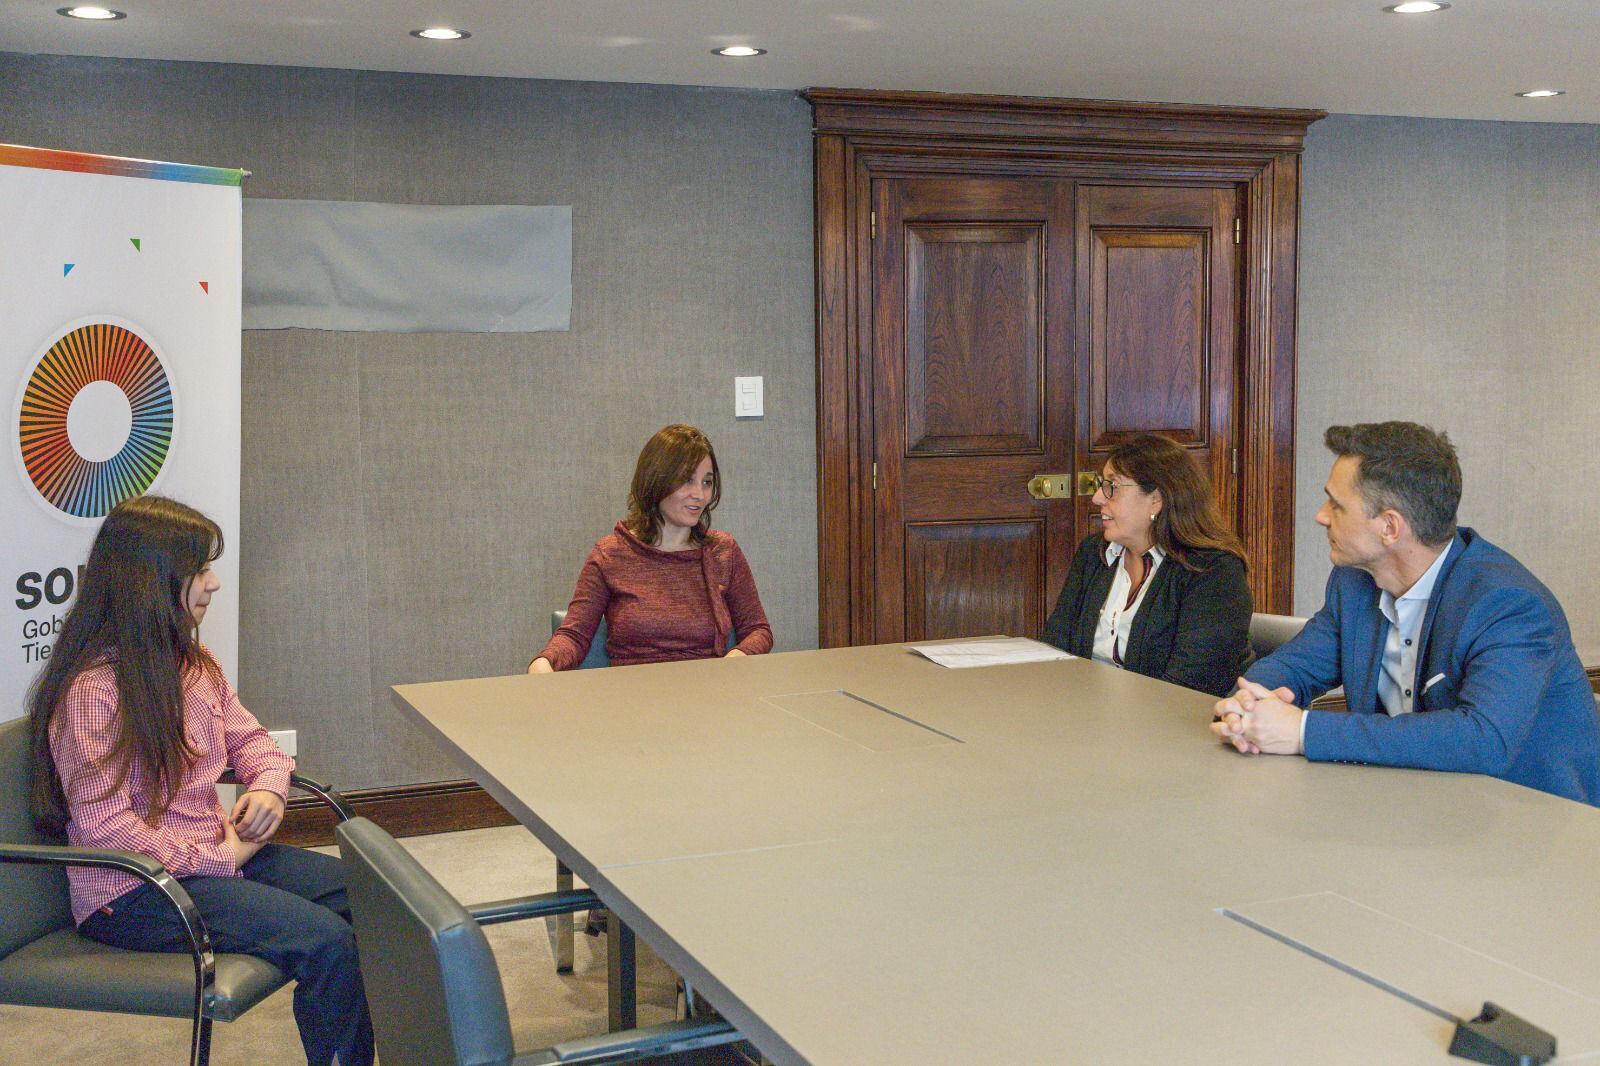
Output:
[
  {"xmin": 1105, "ymin": 434, "xmax": 1246, "ymax": 570},
  {"xmin": 29, "ymin": 495, "xmax": 224, "ymax": 835},
  {"xmin": 622, "ymin": 424, "xmax": 721, "ymax": 546}
]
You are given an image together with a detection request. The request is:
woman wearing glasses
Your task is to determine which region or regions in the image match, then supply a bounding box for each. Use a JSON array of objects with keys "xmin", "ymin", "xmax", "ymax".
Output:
[{"xmin": 1041, "ymin": 433, "xmax": 1252, "ymax": 696}]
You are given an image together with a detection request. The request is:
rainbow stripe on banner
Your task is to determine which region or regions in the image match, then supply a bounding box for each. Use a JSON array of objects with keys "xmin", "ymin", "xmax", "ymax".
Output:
[{"xmin": 0, "ymin": 143, "xmax": 243, "ymax": 186}]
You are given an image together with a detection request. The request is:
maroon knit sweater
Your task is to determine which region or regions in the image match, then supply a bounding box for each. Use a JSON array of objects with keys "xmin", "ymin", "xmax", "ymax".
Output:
[{"xmin": 540, "ymin": 522, "xmax": 774, "ymax": 669}]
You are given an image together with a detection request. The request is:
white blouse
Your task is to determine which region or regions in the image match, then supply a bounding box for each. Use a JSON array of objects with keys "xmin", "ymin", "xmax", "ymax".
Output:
[{"xmin": 1091, "ymin": 542, "xmax": 1166, "ymax": 667}]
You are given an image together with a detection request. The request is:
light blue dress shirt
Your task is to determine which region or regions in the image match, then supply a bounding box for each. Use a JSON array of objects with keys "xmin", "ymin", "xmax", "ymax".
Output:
[{"xmin": 1376, "ymin": 541, "xmax": 1455, "ymax": 716}]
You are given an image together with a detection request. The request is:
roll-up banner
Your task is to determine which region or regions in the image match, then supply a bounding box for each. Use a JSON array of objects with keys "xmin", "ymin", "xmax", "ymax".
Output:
[{"xmin": 1, "ymin": 145, "xmax": 243, "ymax": 722}]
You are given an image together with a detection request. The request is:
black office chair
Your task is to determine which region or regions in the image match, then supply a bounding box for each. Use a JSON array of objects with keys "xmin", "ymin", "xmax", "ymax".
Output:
[
  {"xmin": 335, "ymin": 817, "xmax": 740, "ymax": 1066},
  {"xmin": 0, "ymin": 715, "xmax": 353, "ymax": 1066},
  {"xmin": 1247, "ymin": 612, "xmax": 1308, "ymax": 659}
]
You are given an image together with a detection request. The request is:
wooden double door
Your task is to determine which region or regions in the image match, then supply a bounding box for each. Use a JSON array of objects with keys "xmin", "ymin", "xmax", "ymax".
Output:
[
  {"xmin": 871, "ymin": 175, "xmax": 1239, "ymax": 642},
  {"xmin": 810, "ymin": 91, "xmax": 1322, "ymax": 648}
]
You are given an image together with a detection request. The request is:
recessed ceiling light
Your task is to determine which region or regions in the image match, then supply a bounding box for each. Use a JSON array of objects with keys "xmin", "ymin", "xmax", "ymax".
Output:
[
  {"xmin": 713, "ymin": 46, "xmax": 767, "ymax": 58},
  {"xmin": 57, "ymin": 6, "xmax": 126, "ymax": 19},
  {"xmin": 410, "ymin": 27, "xmax": 471, "ymax": 41},
  {"xmin": 1515, "ymin": 89, "xmax": 1565, "ymax": 98},
  {"xmin": 1383, "ymin": 1, "xmax": 1450, "ymax": 12}
]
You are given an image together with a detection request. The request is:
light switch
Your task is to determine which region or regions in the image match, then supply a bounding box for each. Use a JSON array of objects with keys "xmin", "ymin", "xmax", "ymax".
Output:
[{"xmin": 735, "ymin": 375, "xmax": 764, "ymax": 418}]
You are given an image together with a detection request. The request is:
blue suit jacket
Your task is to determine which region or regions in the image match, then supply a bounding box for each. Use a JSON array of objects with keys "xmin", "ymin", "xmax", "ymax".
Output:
[{"xmin": 1247, "ymin": 528, "xmax": 1600, "ymax": 805}]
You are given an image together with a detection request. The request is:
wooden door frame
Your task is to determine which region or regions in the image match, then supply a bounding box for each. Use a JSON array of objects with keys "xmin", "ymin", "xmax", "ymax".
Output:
[{"xmin": 808, "ymin": 89, "xmax": 1324, "ymax": 648}]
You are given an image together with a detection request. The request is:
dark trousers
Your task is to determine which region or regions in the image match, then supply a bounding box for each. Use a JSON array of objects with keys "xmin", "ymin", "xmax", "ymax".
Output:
[{"xmin": 81, "ymin": 844, "xmax": 375, "ymax": 1066}]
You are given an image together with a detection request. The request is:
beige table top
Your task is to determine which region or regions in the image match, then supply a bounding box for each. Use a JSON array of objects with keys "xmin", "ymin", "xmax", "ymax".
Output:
[{"xmin": 392, "ymin": 642, "xmax": 1600, "ymax": 1065}]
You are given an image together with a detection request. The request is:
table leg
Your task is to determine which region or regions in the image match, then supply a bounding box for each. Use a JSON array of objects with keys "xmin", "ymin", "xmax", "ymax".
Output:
[
  {"xmin": 606, "ymin": 910, "xmax": 637, "ymax": 1031},
  {"xmin": 545, "ymin": 859, "xmax": 575, "ymax": 973}
]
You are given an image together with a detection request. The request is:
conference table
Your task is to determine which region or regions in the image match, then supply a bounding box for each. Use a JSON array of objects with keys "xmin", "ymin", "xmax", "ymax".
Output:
[{"xmin": 392, "ymin": 642, "xmax": 1600, "ymax": 1064}]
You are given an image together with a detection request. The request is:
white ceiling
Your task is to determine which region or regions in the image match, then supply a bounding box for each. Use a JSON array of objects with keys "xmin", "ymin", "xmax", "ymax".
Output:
[{"xmin": 1, "ymin": 1, "xmax": 1596, "ymax": 123}]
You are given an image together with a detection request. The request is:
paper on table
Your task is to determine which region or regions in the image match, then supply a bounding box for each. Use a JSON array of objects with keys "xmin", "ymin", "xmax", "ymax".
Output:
[{"xmin": 908, "ymin": 637, "xmax": 1076, "ymax": 669}]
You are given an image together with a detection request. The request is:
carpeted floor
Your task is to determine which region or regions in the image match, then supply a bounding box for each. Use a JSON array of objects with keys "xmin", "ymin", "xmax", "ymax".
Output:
[{"xmin": 1, "ymin": 825, "xmax": 741, "ymax": 1064}]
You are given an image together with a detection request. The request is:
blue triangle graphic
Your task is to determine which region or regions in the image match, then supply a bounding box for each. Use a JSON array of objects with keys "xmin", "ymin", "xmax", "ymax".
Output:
[{"xmin": 64, "ymin": 263, "xmax": 75, "ymax": 276}]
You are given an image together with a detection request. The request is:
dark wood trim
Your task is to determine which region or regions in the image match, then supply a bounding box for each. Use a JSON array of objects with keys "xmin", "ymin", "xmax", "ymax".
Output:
[
  {"xmin": 815, "ymin": 132, "xmax": 854, "ymax": 649},
  {"xmin": 849, "ymin": 138, "xmax": 874, "ymax": 648},
  {"xmin": 809, "ymin": 89, "xmax": 1323, "ymax": 645},
  {"xmin": 276, "ymin": 778, "xmax": 517, "ymax": 849},
  {"xmin": 806, "ymin": 88, "xmax": 1326, "ymax": 151},
  {"xmin": 1234, "ymin": 152, "xmax": 1302, "ymax": 614}
]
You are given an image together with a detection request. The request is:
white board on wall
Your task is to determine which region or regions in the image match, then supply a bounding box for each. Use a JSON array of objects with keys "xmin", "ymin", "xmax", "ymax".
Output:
[{"xmin": 1, "ymin": 145, "xmax": 242, "ymax": 722}]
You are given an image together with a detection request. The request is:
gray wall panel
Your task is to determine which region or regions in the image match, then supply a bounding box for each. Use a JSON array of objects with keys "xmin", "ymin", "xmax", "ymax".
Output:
[
  {"xmin": 236, "ymin": 328, "xmax": 377, "ymax": 785},
  {"xmin": 1298, "ymin": 114, "xmax": 1600, "ymax": 661}
]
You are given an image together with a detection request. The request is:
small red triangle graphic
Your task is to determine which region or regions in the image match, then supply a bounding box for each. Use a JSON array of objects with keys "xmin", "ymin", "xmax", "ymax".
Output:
[{"xmin": 199, "ymin": 281, "xmax": 209, "ymax": 294}]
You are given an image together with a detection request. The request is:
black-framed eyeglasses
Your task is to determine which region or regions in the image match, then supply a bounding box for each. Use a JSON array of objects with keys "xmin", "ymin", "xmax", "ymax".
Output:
[{"xmin": 1090, "ymin": 474, "xmax": 1140, "ymax": 498}]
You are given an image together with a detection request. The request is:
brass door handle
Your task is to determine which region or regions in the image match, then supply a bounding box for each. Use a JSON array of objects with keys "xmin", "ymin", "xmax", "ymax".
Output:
[
  {"xmin": 1027, "ymin": 474, "xmax": 1072, "ymax": 500},
  {"xmin": 1028, "ymin": 473, "xmax": 1102, "ymax": 499}
]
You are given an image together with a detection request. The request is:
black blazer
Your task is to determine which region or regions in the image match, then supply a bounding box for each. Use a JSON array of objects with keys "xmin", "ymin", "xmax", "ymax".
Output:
[{"xmin": 1041, "ymin": 533, "xmax": 1253, "ymax": 697}]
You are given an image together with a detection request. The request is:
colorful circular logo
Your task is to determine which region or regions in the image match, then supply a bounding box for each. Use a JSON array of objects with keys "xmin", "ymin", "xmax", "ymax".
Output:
[{"xmin": 14, "ymin": 320, "xmax": 175, "ymax": 519}]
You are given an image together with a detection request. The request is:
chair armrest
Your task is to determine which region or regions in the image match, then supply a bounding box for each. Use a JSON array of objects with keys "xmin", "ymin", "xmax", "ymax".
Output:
[
  {"xmin": 287, "ymin": 771, "xmax": 356, "ymax": 822},
  {"xmin": 218, "ymin": 767, "xmax": 356, "ymax": 822},
  {"xmin": 0, "ymin": 841, "xmax": 166, "ymax": 881},
  {"xmin": 0, "ymin": 841, "xmax": 215, "ymax": 987},
  {"xmin": 0, "ymin": 838, "xmax": 225, "ymax": 1030},
  {"xmin": 467, "ymin": 889, "xmax": 600, "ymax": 926}
]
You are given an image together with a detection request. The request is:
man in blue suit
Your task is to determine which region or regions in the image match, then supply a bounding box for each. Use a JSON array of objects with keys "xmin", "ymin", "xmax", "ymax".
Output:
[{"xmin": 1212, "ymin": 421, "xmax": 1600, "ymax": 805}]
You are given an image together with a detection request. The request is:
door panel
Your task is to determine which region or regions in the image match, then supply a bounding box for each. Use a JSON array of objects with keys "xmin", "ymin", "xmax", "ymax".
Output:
[
  {"xmin": 1077, "ymin": 184, "xmax": 1240, "ymax": 532},
  {"xmin": 905, "ymin": 222, "xmax": 1043, "ymax": 455},
  {"xmin": 872, "ymin": 176, "xmax": 1075, "ymax": 643},
  {"xmin": 904, "ymin": 521, "xmax": 1044, "ymax": 641},
  {"xmin": 1093, "ymin": 231, "xmax": 1207, "ymax": 445}
]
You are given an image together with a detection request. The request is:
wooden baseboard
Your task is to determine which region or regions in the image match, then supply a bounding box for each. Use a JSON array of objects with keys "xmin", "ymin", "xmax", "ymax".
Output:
[
  {"xmin": 276, "ymin": 778, "xmax": 517, "ymax": 848},
  {"xmin": 284, "ymin": 669, "xmax": 1600, "ymax": 845}
]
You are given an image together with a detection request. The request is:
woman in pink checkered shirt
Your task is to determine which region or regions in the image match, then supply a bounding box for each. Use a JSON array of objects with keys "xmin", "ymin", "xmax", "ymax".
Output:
[{"xmin": 27, "ymin": 495, "xmax": 373, "ymax": 1066}]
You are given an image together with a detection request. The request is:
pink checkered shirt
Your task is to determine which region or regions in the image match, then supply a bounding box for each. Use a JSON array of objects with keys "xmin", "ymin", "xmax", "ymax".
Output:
[{"xmin": 49, "ymin": 651, "xmax": 293, "ymax": 925}]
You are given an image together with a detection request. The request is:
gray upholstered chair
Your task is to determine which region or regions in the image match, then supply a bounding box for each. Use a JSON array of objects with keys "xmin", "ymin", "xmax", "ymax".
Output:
[
  {"xmin": 551, "ymin": 608, "xmax": 613, "ymax": 669},
  {"xmin": 0, "ymin": 715, "xmax": 353, "ymax": 1066},
  {"xmin": 1247, "ymin": 612, "xmax": 1308, "ymax": 659},
  {"xmin": 335, "ymin": 817, "xmax": 739, "ymax": 1066}
]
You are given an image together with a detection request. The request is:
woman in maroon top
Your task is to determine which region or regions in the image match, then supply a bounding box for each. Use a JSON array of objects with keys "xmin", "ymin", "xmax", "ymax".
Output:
[{"xmin": 529, "ymin": 423, "xmax": 772, "ymax": 672}]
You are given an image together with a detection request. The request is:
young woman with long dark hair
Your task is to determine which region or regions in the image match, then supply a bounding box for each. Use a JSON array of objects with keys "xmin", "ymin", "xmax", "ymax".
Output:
[{"xmin": 29, "ymin": 495, "xmax": 373, "ymax": 1066}]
